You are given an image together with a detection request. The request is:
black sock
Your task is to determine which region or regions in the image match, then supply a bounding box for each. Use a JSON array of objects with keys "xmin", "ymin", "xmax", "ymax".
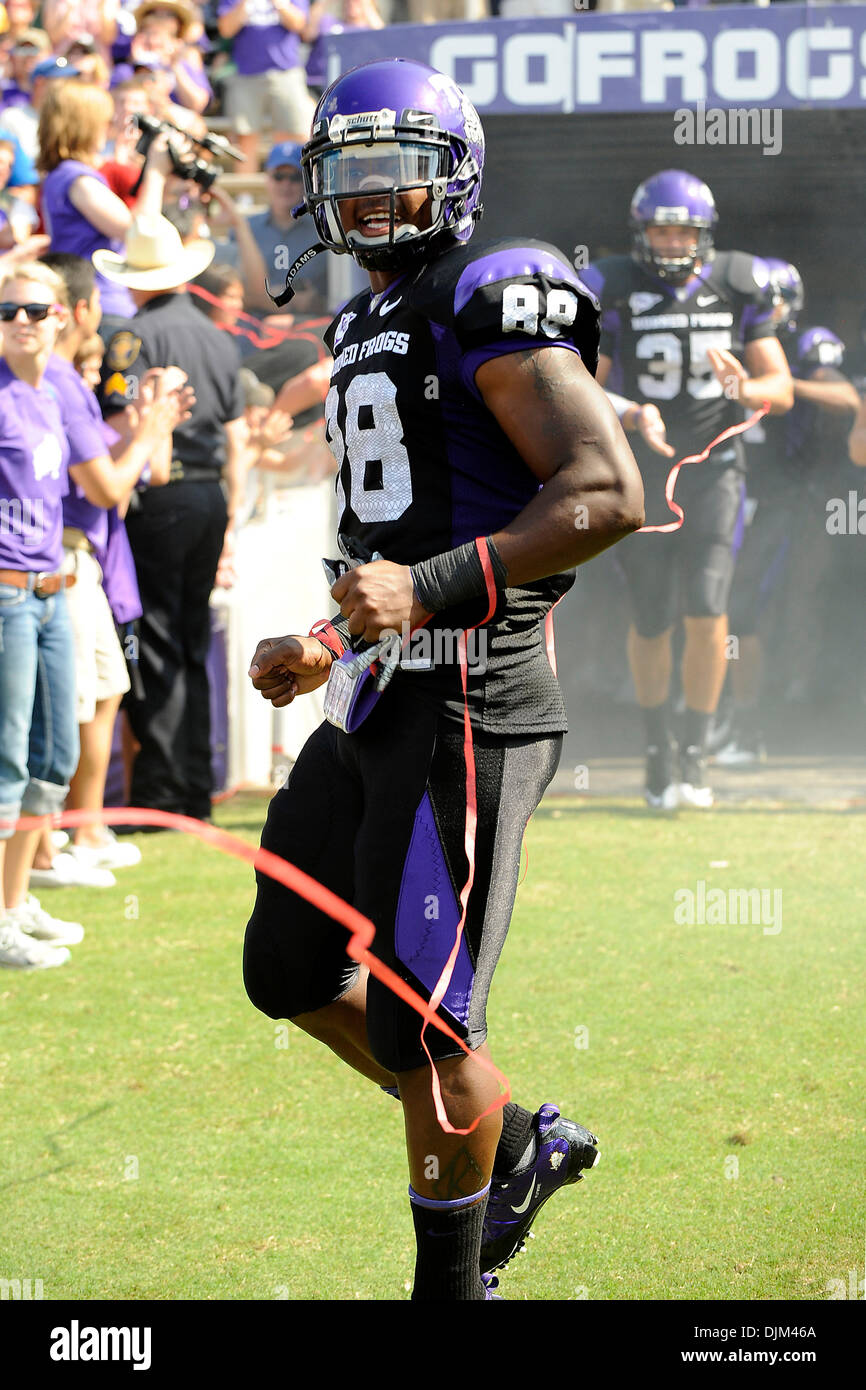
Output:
[
  {"xmin": 682, "ymin": 708, "xmax": 712, "ymax": 756},
  {"xmin": 409, "ymin": 1188, "xmax": 489, "ymax": 1300},
  {"xmin": 642, "ymin": 701, "xmax": 670, "ymax": 749},
  {"xmin": 494, "ymin": 1102, "xmax": 536, "ymax": 1174}
]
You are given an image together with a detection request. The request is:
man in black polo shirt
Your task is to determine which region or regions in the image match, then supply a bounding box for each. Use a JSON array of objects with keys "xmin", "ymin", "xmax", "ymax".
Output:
[{"xmin": 97, "ymin": 214, "xmax": 246, "ymax": 823}]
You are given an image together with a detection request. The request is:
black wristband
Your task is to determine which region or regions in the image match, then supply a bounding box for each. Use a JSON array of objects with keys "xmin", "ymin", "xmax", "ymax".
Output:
[{"xmin": 410, "ymin": 537, "xmax": 507, "ymax": 614}]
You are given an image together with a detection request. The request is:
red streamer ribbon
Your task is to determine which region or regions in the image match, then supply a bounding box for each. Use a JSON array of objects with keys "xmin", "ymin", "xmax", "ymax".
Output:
[{"xmin": 638, "ymin": 403, "xmax": 770, "ymax": 534}]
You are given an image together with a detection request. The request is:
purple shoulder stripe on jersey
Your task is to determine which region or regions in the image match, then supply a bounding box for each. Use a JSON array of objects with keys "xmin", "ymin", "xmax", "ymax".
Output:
[
  {"xmin": 454, "ymin": 247, "xmax": 576, "ymax": 316},
  {"xmin": 460, "ymin": 337, "xmax": 580, "ymax": 403},
  {"xmin": 394, "ymin": 791, "xmax": 474, "ymax": 1027}
]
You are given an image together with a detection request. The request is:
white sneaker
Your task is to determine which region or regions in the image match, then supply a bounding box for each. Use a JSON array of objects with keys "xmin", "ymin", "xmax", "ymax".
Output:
[
  {"xmin": 0, "ymin": 920, "xmax": 71, "ymax": 969},
  {"xmin": 68, "ymin": 830, "xmax": 142, "ymax": 871},
  {"xmin": 29, "ymin": 851, "xmax": 116, "ymax": 890},
  {"xmin": 51, "ymin": 829, "xmax": 70, "ymax": 851},
  {"xmin": 9, "ymin": 894, "xmax": 84, "ymax": 947}
]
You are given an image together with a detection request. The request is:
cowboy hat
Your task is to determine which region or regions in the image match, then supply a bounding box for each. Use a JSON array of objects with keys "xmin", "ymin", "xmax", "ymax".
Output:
[
  {"xmin": 134, "ymin": 0, "xmax": 196, "ymax": 37},
  {"xmin": 92, "ymin": 214, "xmax": 215, "ymax": 291}
]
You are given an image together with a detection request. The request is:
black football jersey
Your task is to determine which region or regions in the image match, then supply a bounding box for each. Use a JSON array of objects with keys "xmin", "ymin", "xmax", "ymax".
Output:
[
  {"xmin": 583, "ymin": 251, "xmax": 777, "ymax": 471},
  {"xmin": 321, "ymin": 236, "xmax": 600, "ymax": 734}
]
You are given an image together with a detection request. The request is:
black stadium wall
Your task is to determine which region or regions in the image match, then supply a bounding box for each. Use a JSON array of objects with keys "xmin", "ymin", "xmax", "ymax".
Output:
[{"xmin": 479, "ymin": 108, "xmax": 866, "ymax": 346}]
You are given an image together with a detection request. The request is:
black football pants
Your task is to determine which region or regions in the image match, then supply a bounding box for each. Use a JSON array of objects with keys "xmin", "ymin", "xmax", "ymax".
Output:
[
  {"xmin": 124, "ymin": 479, "xmax": 227, "ymax": 819},
  {"xmin": 243, "ymin": 681, "xmax": 561, "ymax": 1074}
]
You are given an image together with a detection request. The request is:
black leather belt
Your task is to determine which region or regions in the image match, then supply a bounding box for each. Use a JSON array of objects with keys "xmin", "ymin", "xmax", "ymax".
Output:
[{"xmin": 167, "ymin": 462, "xmax": 221, "ymax": 484}]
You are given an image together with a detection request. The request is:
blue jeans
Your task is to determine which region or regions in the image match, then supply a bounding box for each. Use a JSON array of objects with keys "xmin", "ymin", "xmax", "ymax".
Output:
[{"xmin": 0, "ymin": 582, "xmax": 79, "ymax": 838}]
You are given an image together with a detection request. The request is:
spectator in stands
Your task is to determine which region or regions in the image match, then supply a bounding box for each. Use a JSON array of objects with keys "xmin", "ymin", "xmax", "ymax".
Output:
[
  {"xmin": 190, "ymin": 258, "xmax": 245, "ymax": 327},
  {"xmin": 0, "ymin": 24, "xmax": 49, "ymax": 107},
  {"xmin": 0, "ymin": 258, "xmax": 183, "ymax": 965},
  {"xmin": 38, "ymin": 80, "xmax": 172, "ymax": 321},
  {"xmin": 99, "ymin": 78, "xmax": 152, "ymax": 207},
  {"xmin": 304, "ymin": 0, "xmax": 383, "ymax": 100},
  {"xmin": 211, "ymin": 140, "xmax": 331, "ymax": 315},
  {"xmin": 131, "ymin": 1, "xmax": 212, "ymax": 115},
  {"xmin": 73, "ymin": 328, "xmax": 105, "ymax": 388},
  {"xmin": 41, "ymin": 0, "xmax": 120, "ymax": 62},
  {"xmin": 216, "ymin": 0, "xmax": 316, "ymax": 175},
  {"xmin": 0, "ymin": 123, "xmax": 40, "ymax": 205},
  {"xmin": 31, "ymin": 251, "xmax": 188, "ymax": 886},
  {"xmin": 0, "ymin": 53, "xmax": 80, "ymax": 168},
  {"xmin": 127, "ymin": 52, "xmax": 208, "ymax": 138},
  {"xmin": 0, "ymin": 133, "xmax": 33, "ymax": 244},
  {"xmin": 96, "ymin": 213, "xmax": 247, "ymax": 826},
  {"xmin": 0, "ymin": 0, "xmax": 40, "ymax": 62},
  {"xmin": 64, "ymin": 44, "xmax": 112, "ymax": 89}
]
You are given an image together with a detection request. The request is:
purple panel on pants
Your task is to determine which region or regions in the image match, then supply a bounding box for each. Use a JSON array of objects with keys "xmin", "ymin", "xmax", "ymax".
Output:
[{"xmin": 395, "ymin": 790, "xmax": 474, "ymax": 1027}]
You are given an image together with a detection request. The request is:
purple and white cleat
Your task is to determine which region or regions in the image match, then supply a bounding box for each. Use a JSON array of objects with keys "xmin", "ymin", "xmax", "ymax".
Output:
[
  {"xmin": 480, "ymin": 1103, "xmax": 600, "ymax": 1274},
  {"xmin": 481, "ymin": 1272, "xmax": 503, "ymax": 1300}
]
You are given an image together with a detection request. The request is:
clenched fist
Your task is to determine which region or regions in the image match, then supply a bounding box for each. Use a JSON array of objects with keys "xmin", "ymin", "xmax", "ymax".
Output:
[
  {"xmin": 248, "ymin": 635, "xmax": 333, "ymax": 707},
  {"xmin": 331, "ymin": 559, "xmax": 431, "ymax": 643}
]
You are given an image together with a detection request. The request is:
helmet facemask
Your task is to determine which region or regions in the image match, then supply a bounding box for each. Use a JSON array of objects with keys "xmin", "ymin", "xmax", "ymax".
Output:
[
  {"xmin": 632, "ymin": 217, "xmax": 714, "ymax": 286},
  {"xmin": 303, "ymin": 108, "xmax": 480, "ymax": 271}
]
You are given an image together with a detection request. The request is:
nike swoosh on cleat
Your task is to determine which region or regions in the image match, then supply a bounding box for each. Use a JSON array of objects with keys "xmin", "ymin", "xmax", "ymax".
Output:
[
  {"xmin": 510, "ymin": 1174, "xmax": 537, "ymax": 1215},
  {"xmin": 378, "ymin": 296, "xmax": 402, "ymax": 317}
]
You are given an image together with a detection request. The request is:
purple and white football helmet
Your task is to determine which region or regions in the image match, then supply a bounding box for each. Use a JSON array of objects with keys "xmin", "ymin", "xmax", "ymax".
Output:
[
  {"xmin": 630, "ymin": 170, "xmax": 717, "ymax": 284},
  {"xmin": 796, "ymin": 326, "xmax": 845, "ymax": 369},
  {"xmin": 763, "ymin": 258, "xmax": 804, "ymax": 329},
  {"xmin": 301, "ymin": 58, "xmax": 485, "ymax": 271}
]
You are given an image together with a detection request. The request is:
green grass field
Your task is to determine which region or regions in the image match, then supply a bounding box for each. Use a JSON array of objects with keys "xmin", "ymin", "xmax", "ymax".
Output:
[{"xmin": 2, "ymin": 794, "xmax": 863, "ymax": 1302}]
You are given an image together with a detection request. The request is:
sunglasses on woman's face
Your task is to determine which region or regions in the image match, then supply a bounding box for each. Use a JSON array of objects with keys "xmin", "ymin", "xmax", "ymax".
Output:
[
  {"xmin": 0, "ymin": 302, "xmax": 60, "ymax": 323},
  {"xmin": 270, "ymin": 170, "xmax": 302, "ymax": 183}
]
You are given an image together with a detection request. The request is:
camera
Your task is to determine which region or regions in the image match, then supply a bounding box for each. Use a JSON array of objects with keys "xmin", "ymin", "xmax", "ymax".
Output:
[{"xmin": 132, "ymin": 113, "xmax": 239, "ymax": 192}]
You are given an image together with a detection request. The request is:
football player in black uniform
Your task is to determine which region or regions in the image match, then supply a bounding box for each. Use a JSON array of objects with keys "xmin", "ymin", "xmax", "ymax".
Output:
[
  {"xmin": 715, "ymin": 259, "xmax": 803, "ymax": 766},
  {"xmin": 244, "ymin": 58, "xmax": 644, "ymax": 1300},
  {"xmin": 582, "ymin": 171, "xmax": 793, "ymax": 808}
]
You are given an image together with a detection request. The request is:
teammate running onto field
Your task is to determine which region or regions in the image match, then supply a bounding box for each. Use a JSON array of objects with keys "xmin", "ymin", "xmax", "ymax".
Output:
[
  {"xmin": 582, "ymin": 171, "xmax": 793, "ymax": 808},
  {"xmin": 244, "ymin": 59, "xmax": 644, "ymax": 1300}
]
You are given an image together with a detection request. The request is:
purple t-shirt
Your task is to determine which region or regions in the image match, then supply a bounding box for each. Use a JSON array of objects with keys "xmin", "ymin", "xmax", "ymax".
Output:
[
  {"xmin": 0, "ymin": 359, "xmax": 78, "ymax": 570},
  {"xmin": 41, "ymin": 160, "xmax": 136, "ymax": 319},
  {"xmin": 45, "ymin": 357, "xmax": 119, "ymax": 551},
  {"xmin": 218, "ymin": 0, "xmax": 308, "ymax": 76}
]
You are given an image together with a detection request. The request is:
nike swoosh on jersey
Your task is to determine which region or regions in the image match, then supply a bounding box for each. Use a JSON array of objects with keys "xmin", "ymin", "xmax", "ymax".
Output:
[
  {"xmin": 510, "ymin": 1174, "xmax": 537, "ymax": 1215},
  {"xmin": 696, "ymin": 294, "xmax": 718, "ymax": 307},
  {"xmin": 379, "ymin": 296, "xmax": 402, "ymax": 317}
]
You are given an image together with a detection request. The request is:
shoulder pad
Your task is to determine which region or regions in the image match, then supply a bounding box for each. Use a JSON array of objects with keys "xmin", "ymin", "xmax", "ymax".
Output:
[
  {"xmin": 583, "ymin": 256, "xmax": 636, "ymax": 305},
  {"xmin": 712, "ymin": 250, "xmax": 772, "ymax": 300},
  {"xmin": 411, "ymin": 238, "xmax": 600, "ymax": 372}
]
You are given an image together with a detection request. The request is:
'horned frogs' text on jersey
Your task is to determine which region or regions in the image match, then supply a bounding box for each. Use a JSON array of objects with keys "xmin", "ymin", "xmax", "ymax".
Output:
[
  {"xmin": 582, "ymin": 251, "xmax": 777, "ymax": 471},
  {"xmin": 322, "ymin": 236, "xmax": 599, "ymax": 735}
]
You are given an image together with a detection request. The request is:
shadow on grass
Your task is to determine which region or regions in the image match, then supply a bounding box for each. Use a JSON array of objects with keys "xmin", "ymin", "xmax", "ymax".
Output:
[{"xmin": 0, "ymin": 1102, "xmax": 114, "ymax": 1192}]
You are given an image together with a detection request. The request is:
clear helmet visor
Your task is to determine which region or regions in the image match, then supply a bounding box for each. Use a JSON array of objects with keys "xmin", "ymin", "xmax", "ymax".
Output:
[{"xmin": 312, "ymin": 140, "xmax": 446, "ymax": 198}]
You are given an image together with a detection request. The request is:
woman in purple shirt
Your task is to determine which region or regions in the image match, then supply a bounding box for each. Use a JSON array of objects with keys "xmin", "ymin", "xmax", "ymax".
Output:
[
  {"xmin": 37, "ymin": 81, "xmax": 171, "ymax": 321},
  {"xmin": 0, "ymin": 260, "xmax": 181, "ymax": 969}
]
